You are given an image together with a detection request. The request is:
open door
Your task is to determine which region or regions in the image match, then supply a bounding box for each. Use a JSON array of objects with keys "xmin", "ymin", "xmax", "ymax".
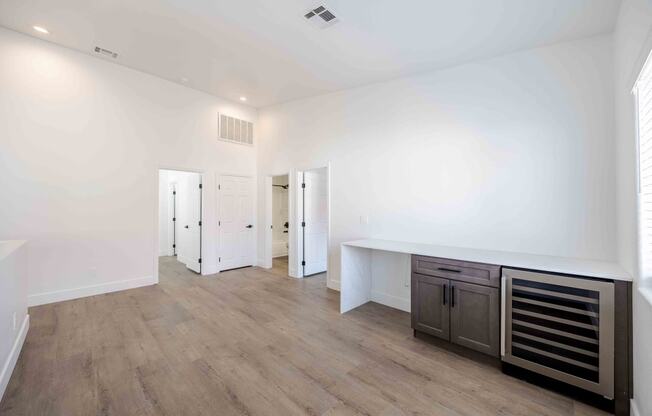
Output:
[
  {"xmin": 219, "ymin": 175, "xmax": 255, "ymax": 271},
  {"xmin": 159, "ymin": 169, "xmax": 202, "ymax": 273},
  {"xmin": 184, "ymin": 174, "xmax": 202, "ymax": 273},
  {"xmin": 302, "ymin": 168, "xmax": 328, "ymax": 276}
]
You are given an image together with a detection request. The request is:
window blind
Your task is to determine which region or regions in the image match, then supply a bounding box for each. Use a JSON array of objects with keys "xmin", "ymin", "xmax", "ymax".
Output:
[{"xmin": 636, "ymin": 58, "xmax": 652, "ymax": 277}]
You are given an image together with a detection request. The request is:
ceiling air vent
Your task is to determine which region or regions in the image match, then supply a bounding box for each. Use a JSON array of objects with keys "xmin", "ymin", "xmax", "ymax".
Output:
[
  {"xmin": 94, "ymin": 46, "xmax": 118, "ymax": 59},
  {"xmin": 218, "ymin": 113, "xmax": 254, "ymax": 146},
  {"xmin": 304, "ymin": 5, "xmax": 339, "ymax": 28}
]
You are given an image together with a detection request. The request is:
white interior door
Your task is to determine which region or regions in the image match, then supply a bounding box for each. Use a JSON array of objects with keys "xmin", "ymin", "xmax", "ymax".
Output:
[
  {"xmin": 176, "ymin": 175, "xmax": 190, "ymax": 265},
  {"xmin": 219, "ymin": 175, "xmax": 254, "ymax": 271},
  {"xmin": 184, "ymin": 173, "xmax": 202, "ymax": 273},
  {"xmin": 302, "ymin": 169, "xmax": 328, "ymax": 276}
]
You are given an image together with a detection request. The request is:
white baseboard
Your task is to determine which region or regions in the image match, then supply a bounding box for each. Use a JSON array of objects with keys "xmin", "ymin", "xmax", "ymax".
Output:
[
  {"xmin": 28, "ymin": 276, "xmax": 156, "ymax": 306},
  {"xmin": 371, "ymin": 291, "xmax": 410, "ymax": 312},
  {"xmin": 631, "ymin": 399, "xmax": 641, "ymax": 416},
  {"xmin": 288, "ymin": 266, "xmax": 299, "ymax": 278},
  {"xmin": 201, "ymin": 264, "xmax": 219, "ymax": 275},
  {"xmin": 0, "ymin": 314, "xmax": 29, "ymax": 402},
  {"xmin": 256, "ymin": 258, "xmax": 272, "ymax": 269},
  {"xmin": 327, "ymin": 279, "xmax": 340, "ymax": 291}
]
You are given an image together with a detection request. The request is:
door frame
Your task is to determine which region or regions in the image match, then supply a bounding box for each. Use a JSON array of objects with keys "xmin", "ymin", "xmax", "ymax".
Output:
[
  {"xmin": 169, "ymin": 181, "xmax": 177, "ymax": 256},
  {"xmin": 156, "ymin": 167, "xmax": 205, "ymax": 282},
  {"xmin": 217, "ymin": 173, "xmax": 256, "ymax": 273},
  {"xmin": 263, "ymin": 164, "xmax": 331, "ymax": 281}
]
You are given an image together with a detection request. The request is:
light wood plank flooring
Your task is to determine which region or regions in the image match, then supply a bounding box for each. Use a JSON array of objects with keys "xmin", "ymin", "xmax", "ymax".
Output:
[
  {"xmin": 271, "ymin": 255, "xmax": 289, "ymax": 276},
  {"xmin": 0, "ymin": 256, "xmax": 609, "ymax": 416}
]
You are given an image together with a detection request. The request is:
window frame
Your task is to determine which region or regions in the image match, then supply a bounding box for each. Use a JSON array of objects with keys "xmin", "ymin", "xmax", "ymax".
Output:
[{"xmin": 633, "ymin": 49, "xmax": 652, "ymax": 305}]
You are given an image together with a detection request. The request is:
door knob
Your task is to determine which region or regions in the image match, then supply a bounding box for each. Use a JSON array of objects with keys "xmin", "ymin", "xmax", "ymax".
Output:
[
  {"xmin": 184, "ymin": 225, "xmax": 189, "ymax": 229},
  {"xmin": 246, "ymin": 224, "xmax": 253, "ymax": 228}
]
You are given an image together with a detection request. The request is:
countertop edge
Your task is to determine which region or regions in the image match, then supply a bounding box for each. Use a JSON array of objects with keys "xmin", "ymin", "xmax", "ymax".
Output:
[{"xmin": 341, "ymin": 239, "xmax": 632, "ymax": 282}]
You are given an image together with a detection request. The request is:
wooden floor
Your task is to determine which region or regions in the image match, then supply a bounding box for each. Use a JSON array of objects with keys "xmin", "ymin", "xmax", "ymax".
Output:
[{"xmin": 0, "ymin": 256, "xmax": 609, "ymax": 416}]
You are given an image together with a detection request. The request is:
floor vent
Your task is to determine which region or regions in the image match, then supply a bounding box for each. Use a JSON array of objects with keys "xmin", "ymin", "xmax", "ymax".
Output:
[
  {"xmin": 304, "ymin": 5, "xmax": 339, "ymax": 28},
  {"xmin": 218, "ymin": 113, "xmax": 253, "ymax": 146}
]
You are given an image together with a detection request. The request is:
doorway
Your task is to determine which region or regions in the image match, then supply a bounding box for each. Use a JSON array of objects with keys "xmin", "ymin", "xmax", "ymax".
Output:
[
  {"xmin": 271, "ymin": 174, "xmax": 290, "ymax": 275},
  {"xmin": 264, "ymin": 166, "xmax": 330, "ymax": 280},
  {"xmin": 158, "ymin": 169, "xmax": 203, "ymax": 274}
]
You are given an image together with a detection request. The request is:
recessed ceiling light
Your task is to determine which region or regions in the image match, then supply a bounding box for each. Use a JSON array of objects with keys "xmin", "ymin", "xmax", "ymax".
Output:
[
  {"xmin": 33, "ymin": 26, "xmax": 49, "ymax": 34},
  {"xmin": 180, "ymin": 77, "xmax": 189, "ymax": 83},
  {"xmin": 239, "ymin": 96, "xmax": 247, "ymax": 102}
]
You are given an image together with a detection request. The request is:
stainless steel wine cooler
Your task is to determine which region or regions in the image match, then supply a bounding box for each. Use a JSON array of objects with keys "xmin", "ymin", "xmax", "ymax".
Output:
[{"xmin": 501, "ymin": 268, "xmax": 615, "ymax": 398}]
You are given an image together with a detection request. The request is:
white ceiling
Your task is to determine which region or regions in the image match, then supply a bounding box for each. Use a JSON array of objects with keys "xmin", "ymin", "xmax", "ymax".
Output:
[{"xmin": 0, "ymin": 0, "xmax": 621, "ymax": 107}]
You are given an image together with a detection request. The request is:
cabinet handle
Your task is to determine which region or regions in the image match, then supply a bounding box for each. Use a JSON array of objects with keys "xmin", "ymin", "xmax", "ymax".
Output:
[
  {"xmin": 443, "ymin": 284, "xmax": 447, "ymax": 305},
  {"xmin": 451, "ymin": 285, "xmax": 455, "ymax": 307},
  {"xmin": 438, "ymin": 267, "xmax": 461, "ymax": 273}
]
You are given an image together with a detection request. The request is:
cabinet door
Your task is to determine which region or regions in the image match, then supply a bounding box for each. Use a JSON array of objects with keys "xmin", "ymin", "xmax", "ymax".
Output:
[
  {"xmin": 411, "ymin": 273, "xmax": 450, "ymax": 340},
  {"xmin": 450, "ymin": 281, "xmax": 500, "ymax": 356}
]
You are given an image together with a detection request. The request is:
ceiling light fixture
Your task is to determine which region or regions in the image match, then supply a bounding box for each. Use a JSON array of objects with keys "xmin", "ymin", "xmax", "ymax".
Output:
[
  {"xmin": 240, "ymin": 96, "xmax": 247, "ymax": 102},
  {"xmin": 33, "ymin": 26, "xmax": 49, "ymax": 34}
]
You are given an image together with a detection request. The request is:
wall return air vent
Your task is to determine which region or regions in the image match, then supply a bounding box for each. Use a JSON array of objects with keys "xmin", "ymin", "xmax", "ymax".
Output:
[
  {"xmin": 304, "ymin": 5, "xmax": 339, "ymax": 28},
  {"xmin": 218, "ymin": 113, "xmax": 254, "ymax": 146},
  {"xmin": 94, "ymin": 46, "xmax": 118, "ymax": 59}
]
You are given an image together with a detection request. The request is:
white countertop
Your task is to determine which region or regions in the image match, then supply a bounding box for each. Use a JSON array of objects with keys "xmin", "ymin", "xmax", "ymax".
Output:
[
  {"xmin": 0, "ymin": 240, "xmax": 26, "ymax": 262},
  {"xmin": 342, "ymin": 239, "xmax": 632, "ymax": 282}
]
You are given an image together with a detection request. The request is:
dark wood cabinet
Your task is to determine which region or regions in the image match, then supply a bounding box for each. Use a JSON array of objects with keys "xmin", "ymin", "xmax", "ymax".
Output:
[
  {"xmin": 413, "ymin": 255, "xmax": 501, "ymax": 288},
  {"xmin": 411, "ymin": 255, "xmax": 500, "ymax": 357},
  {"xmin": 411, "ymin": 274, "xmax": 449, "ymax": 340},
  {"xmin": 411, "ymin": 255, "xmax": 631, "ymax": 415},
  {"xmin": 449, "ymin": 280, "xmax": 500, "ymax": 356}
]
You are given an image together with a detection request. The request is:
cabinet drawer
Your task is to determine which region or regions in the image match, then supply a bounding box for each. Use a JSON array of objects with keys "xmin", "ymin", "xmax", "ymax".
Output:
[{"xmin": 412, "ymin": 255, "xmax": 500, "ymax": 288}]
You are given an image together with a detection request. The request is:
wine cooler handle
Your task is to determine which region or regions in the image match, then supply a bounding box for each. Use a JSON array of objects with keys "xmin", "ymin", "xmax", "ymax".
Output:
[{"xmin": 501, "ymin": 274, "xmax": 506, "ymax": 357}]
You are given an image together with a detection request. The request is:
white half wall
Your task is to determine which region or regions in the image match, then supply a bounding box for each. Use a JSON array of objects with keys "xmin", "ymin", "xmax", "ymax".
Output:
[
  {"xmin": 258, "ymin": 35, "xmax": 617, "ymax": 290},
  {"xmin": 0, "ymin": 27, "xmax": 257, "ymax": 305},
  {"xmin": 0, "ymin": 241, "xmax": 28, "ymax": 402},
  {"xmin": 613, "ymin": 1, "xmax": 652, "ymax": 415}
]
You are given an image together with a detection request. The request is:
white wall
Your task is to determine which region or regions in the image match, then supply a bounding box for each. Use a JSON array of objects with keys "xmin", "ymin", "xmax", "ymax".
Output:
[
  {"xmin": 613, "ymin": 1, "xmax": 652, "ymax": 415},
  {"xmin": 0, "ymin": 27, "xmax": 257, "ymax": 305},
  {"xmin": 158, "ymin": 170, "xmax": 173, "ymax": 256},
  {"xmin": 0, "ymin": 241, "xmax": 28, "ymax": 402},
  {"xmin": 258, "ymin": 35, "xmax": 616, "ymax": 290}
]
